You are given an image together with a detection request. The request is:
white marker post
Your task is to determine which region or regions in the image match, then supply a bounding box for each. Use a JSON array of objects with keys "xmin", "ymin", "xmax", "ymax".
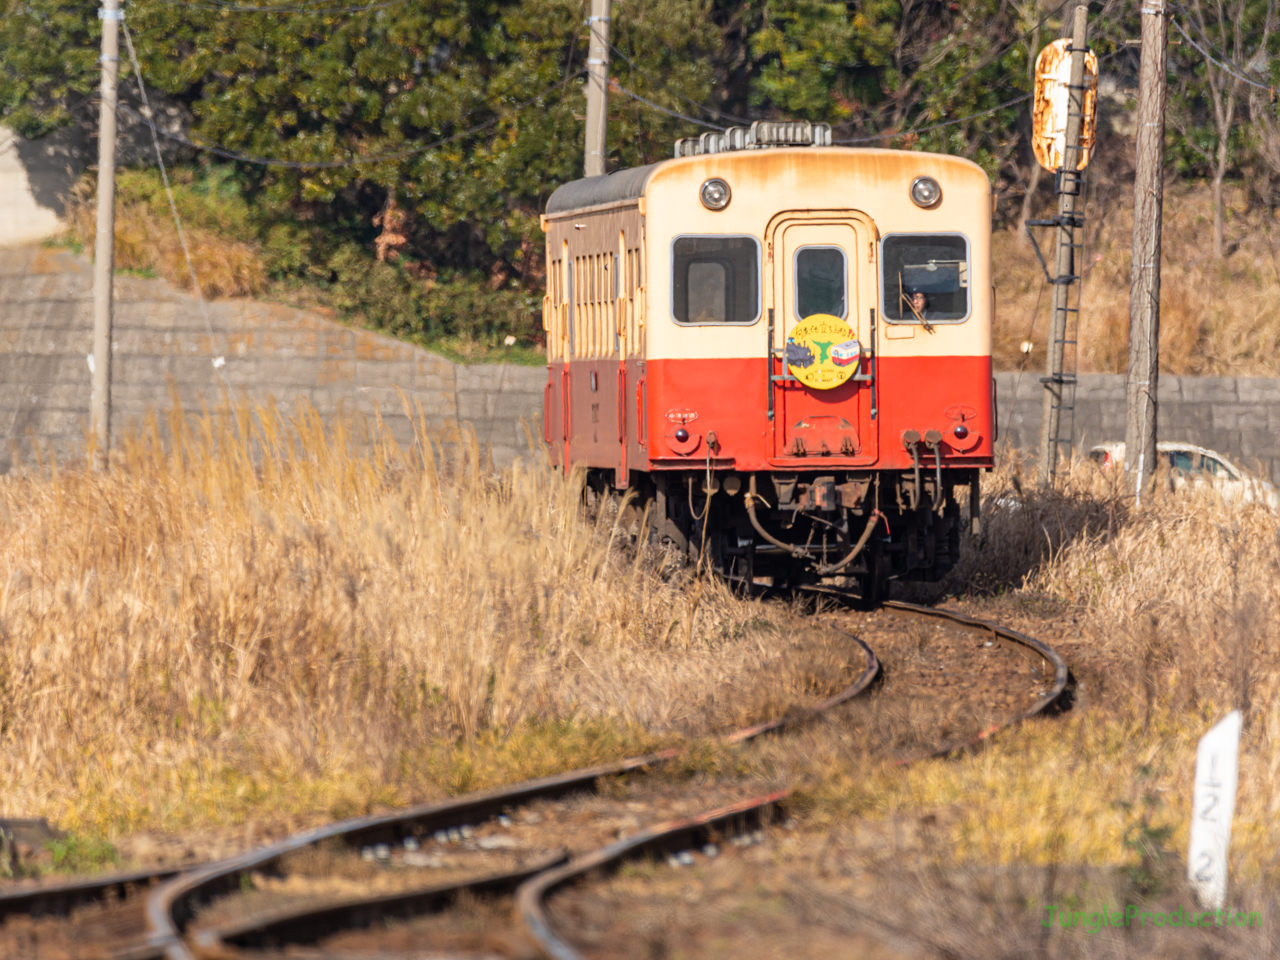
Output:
[{"xmin": 1187, "ymin": 710, "xmax": 1242, "ymax": 909}]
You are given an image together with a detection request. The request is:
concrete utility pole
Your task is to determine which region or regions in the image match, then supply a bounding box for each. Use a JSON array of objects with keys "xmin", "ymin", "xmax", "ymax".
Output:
[
  {"xmin": 91, "ymin": 0, "xmax": 121, "ymax": 470},
  {"xmin": 583, "ymin": 0, "xmax": 611, "ymax": 178},
  {"xmin": 1037, "ymin": 4, "xmax": 1090, "ymax": 484},
  {"xmin": 1125, "ymin": 0, "xmax": 1168, "ymax": 501}
]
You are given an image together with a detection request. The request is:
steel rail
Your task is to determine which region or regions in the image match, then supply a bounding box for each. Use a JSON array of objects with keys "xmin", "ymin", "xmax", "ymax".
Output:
[
  {"xmin": 0, "ymin": 866, "xmax": 181, "ymax": 920},
  {"xmin": 881, "ymin": 599, "xmax": 1071, "ymax": 758},
  {"xmin": 515, "ymin": 792, "xmax": 789, "ymax": 960},
  {"xmin": 515, "ymin": 597, "xmax": 1072, "ymax": 960},
  {"xmin": 134, "ymin": 628, "xmax": 876, "ymax": 960},
  {"xmin": 141, "ymin": 752, "xmax": 676, "ymax": 960},
  {"xmin": 7, "ymin": 600, "xmax": 1065, "ymax": 960},
  {"xmin": 189, "ymin": 848, "xmax": 568, "ymax": 956}
]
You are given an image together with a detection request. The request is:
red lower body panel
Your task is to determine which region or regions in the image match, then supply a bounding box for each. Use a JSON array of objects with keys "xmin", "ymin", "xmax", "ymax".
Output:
[{"xmin": 545, "ymin": 354, "xmax": 993, "ymax": 476}]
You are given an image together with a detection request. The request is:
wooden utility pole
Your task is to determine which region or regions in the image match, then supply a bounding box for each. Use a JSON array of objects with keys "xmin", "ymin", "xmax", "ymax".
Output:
[
  {"xmin": 91, "ymin": 0, "xmax": 121, "ymax": 470},
  {"xmin": 583, "ymin": 0, "xmax": 611, "ymax": 178},
  {"xmin": 1037, "ymin": 4, "xmax": 1089, "ymax": 484},
  {"xmin": 1125, "ymin": 0, "xmax": 1168, "ymax": 501}
]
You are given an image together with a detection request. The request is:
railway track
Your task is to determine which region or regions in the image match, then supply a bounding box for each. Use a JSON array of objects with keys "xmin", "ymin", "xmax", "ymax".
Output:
[{"xmin": 0, "ymin": 599, "xmax": 1067, "ymax": 960}]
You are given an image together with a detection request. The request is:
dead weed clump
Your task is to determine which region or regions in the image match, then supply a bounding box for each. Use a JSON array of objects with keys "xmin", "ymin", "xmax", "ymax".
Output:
[
  {"xmin": 62, "ymin": 175, "xmax": 266, "ymax": 298},
  {"xmin": 0, "ymin": 402, "xmax": 828, "ymax": 837}
]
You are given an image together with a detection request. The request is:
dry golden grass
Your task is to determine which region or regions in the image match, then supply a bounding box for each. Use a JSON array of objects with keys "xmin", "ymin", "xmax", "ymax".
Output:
[
  {"xmin": 0, "ymin": 401, "xmax": 852, "ymax": 839},
  {"xmin": 5, "ymin": 392, "xmax": 1280, "ymax": 905},
  {"xmin": 737, "ymin": 452, "xmax": 1280, "ymax": 892},
  {"xmin": 62, "ymin": 178, "xmax": 267, "ymax": 299},
  {"xmin": 996, "ymin": 181, "xmax": 1280, "ymax": 377}
]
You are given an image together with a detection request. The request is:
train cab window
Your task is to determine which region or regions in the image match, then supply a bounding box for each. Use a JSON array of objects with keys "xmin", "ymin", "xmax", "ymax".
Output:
[
  {"xmin": 881, "ymin": 233, "xmax": 970, "ymax": 322},
  {"xmin": 672, "ymin": 236, "xmax": 760, "ymax": 324},
  {"xmin": 795, "ymin": 246, "xmax": 846, "ymax": 319}
]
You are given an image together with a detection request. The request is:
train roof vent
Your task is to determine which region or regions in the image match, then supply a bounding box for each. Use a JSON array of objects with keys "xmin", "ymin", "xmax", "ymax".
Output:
[{"xmin": 673, "ymin": 120, "xmax": 832, "ymax": 157}]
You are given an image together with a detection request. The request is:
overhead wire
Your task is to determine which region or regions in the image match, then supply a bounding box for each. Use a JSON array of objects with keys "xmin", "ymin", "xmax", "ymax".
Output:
[
  {"xmin": 612, "ymin": 84, "xmax": 726, "ymax": 131},
  {"xmin": 116, "ymin": 69, "xmax": 586, "ymax": 169},
  {"xmin": 836, "ymin": 45, "xmax": 1123, "ymax": 146},
  {"xmin": 824, "ymin": 0, "xmax": 1072, "ymax": 137},
  {"xmin": 120, "ymin": 20, "xmax": 233, "ymax": 393},
  {"xmin": 926, "ymin": 0, "xmax": 1076, "ymax": 103},
  {"xmin": 834, "ymin": 91, "xmax": 1033, "ymax": 144},
  {"xmin": 1167, "ymin": 8, "xmax": 1274, "ymax": 91},
  {"xmin": 606, "ymin": 0, "xmax": 1076, "ymax": 144},
  {"xmin": 146, "ymin": 0, "xmax": 408, "ymax": 14},
  {"xmin": 608, "ymin": 42, "xmax": 752, "ymax": 126}
]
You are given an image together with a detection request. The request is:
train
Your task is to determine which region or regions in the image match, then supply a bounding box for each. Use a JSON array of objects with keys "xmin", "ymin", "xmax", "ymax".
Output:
[{"xmin": 540, "ymin": 120, "xmax": 993, "ymax": 599}]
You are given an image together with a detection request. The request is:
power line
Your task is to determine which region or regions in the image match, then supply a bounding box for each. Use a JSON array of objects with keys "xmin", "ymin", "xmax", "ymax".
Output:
[
  {"xmin": 607, "ymin": 2, "xmax": 1072, "ymax": 144},
  {"xmin": 116, "ymin": 70, "xmax": 586, "ymax": 169},
  {"xmin": 834, "ymin": 91, "xmax": 1033, "ymax": 144},
  {"xmin": 613, "ymin": 83, "xmax": 726, "ymax": 131},
  {"xmin": 826, "ymin": 0, "xmax": 1073, "ymax": 137},
  {"xmin": 608, "ymin": 42, "xmax": 752, "ymax": 126},
  {"xmin": 1168, "ymin": 9, "xmax": 1273, "ymax": 92},
  {"xmin": 147, "ymin": 0, "xmax": 408, "ymax": 13},
  {"xmin": 935, "ymin": 0, "xmax": 1075, "ymax": 101},
  {"xmin": 835, "ymin": 46, "xmax": 1122, "ymax": 147},
  {"xmin": 121, "ymin": 21, "xmax": 233, "ymax": 393}
]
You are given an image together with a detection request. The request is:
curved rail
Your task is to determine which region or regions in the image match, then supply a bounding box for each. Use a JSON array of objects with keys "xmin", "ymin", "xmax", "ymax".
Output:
[
  {"xmin": 514, "ymin": 600, "xmax": 1071, "ymax": 960},
  {"xmin": 881, "ymin": 599, "xmax": 1071, "ymax": 758},
  {"xmin": 142, "ymin": 753, "xmax": 676, "ymax": 960},
  {"xmin": 136, "ymin": 628, "xmax": 876, "ymax": 960},
  {"xmin": 191, "ymin": 848, "xmax": 568, "ymax": 956},
  {"xmin": 8, "ymin": 601, "xmax": 1066, "ymax": 960},
  {"xmin": 0, "ymin": 866, "xmax": 181, "ymax": 921},
  {"xmin": 516, "ymin": 792, "xmax": 788, "ymax": 960}
]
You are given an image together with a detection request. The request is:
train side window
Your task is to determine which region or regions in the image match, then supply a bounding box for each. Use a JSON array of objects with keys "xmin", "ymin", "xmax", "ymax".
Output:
[
  {"xmin": 881, "ymin": 233, "xmax": 970, "ymax": 323},
  {"xmin": 671, "ymin": 236, "xmax": 760, "ymax": 325},
  {"xmin": 795, "ymin": 246, "xmax": 846, "ymax": 319}
]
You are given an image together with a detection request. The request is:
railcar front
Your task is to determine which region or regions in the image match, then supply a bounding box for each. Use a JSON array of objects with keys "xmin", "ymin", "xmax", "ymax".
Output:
[{"xmin": 543, "ymin": 136, "xmax": 994, "ymax": 596}]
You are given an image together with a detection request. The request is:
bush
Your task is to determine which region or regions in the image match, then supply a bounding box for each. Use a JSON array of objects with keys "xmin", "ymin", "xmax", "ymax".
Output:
[{"xmin": 62, "ymin": 164, "xmax": 545, "ymax": 359}]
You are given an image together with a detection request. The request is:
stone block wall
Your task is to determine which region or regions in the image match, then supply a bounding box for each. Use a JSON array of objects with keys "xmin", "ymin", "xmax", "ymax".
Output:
[
  {"xmin": 995, "ymin": 372, "xmax": 1280, "ymax": 480},
  {"xmin": 7, "ymin": 241, "xmax": 1280, "ymax": 481},
  {"xmin": 0, "ymin": 245, "xmax": 547, "ymax": 472}
]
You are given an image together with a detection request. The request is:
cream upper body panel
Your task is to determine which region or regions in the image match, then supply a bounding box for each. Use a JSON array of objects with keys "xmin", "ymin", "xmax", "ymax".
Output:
[{"xmin": 639, "ymin": 148, "xmax": 992, "ymax": 361}]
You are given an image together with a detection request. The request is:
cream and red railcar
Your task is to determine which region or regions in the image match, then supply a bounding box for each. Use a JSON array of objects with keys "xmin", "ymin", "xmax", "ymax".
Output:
[{"xmin": 541, "ymin": 123, "xmax": 993, "ymax": 596}]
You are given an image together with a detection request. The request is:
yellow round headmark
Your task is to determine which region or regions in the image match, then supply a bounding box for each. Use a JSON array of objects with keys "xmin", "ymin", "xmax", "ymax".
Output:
[{"xmin": 784, "ymin": 314, "xmax": 861, "ymax": 390}]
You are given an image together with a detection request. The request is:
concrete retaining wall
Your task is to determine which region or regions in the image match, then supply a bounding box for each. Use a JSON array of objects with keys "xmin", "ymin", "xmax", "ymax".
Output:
[
  {"xmin": 6, "ymin": 242, "xmax": 1280, "ymax": 480},
  {"xmin": 995, "ymin": 372, "xmax": 1280, "ymax": 480},
  {"xmin": 0, "ymin": 245, "xmax": 546, "ymax": 471}
]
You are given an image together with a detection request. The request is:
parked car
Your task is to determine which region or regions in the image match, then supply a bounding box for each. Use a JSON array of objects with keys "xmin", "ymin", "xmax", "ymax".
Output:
[{"xmin": 1088, "ymin": 441, "xmax": 1280, "ymax": 508}]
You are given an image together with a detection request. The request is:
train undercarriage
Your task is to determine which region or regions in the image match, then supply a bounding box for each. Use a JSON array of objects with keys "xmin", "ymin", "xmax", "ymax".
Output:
[{"xmin": 587, "ymin": 467, "xmax": 981, "ymax": 601}]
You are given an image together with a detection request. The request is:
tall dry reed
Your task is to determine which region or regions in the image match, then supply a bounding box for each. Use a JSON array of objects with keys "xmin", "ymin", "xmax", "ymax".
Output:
[
  {"xmin": 823, "ymin": 453, "xmax": 1280, "ymax": 880},
  {"xmin": 0, "ymin": 402, "xmax": 835, "ymax": 835}
]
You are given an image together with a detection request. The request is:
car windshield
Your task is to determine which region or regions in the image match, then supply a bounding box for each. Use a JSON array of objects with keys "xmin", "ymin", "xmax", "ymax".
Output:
[
  {"xmin": 1168, "ymin": 450, "xmax": 1196, "ymax": 474},
  {"xmin": 1202, "ymin": 456, "xmax": 1234, "ymax": 479}
]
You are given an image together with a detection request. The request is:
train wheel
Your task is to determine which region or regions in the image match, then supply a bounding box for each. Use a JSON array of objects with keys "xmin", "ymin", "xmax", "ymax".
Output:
[{"xmin": 857, "ymin": 544, "xmax": 885, "ymax": 605}]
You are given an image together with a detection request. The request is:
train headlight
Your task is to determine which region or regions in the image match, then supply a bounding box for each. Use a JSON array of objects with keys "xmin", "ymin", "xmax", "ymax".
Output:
[
  {"xmin": 909, "ymin": 176, "xmax": 942, "ymax": 208},
  {"xmin": 699, "ymin": 178, "xmax": 731, "ymax": 210}
]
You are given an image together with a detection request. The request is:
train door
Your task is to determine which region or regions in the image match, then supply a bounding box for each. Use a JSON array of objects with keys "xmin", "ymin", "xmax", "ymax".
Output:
[{"xmin": 767, "ymin": 212, "xmax": 879, "ymax": 464}]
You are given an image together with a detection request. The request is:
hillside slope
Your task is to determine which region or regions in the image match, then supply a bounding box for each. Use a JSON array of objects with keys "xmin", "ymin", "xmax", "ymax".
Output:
[{"xmin": 996, "ymin": 182, "xmax": 1280, "ymax": 378}]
